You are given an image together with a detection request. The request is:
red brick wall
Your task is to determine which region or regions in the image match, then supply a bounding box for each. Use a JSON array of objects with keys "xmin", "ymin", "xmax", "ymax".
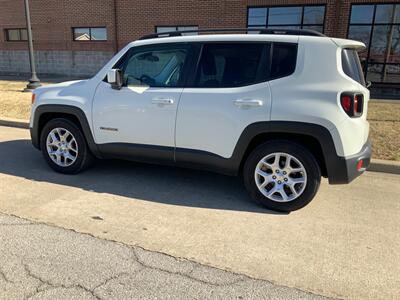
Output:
[
  {"xmin": 115, "ymin": 0, "xmax": 338, "ymax": 47},
  {"xmin": 0, "ymin": 0, "xmax": 116, "ymax": 52},
  {"xmin": 0, "ymin": 0, "xmax": 393, "ymax": 52}
]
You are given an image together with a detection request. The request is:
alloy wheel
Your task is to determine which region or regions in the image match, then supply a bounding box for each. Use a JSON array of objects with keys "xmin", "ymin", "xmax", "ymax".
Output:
[
  {"xmin": 254, "ymin": 152, "xmax": 307, "ymax": 202},
  {"xmin": 46, "ymin": 127, "xmax": 79, "ymax": 167}
]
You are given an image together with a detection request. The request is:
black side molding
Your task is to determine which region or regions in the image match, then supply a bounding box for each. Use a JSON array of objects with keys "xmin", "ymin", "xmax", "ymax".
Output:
[
  {"xmin": 98, "ymin": 143, "xmax": 174, "ymax": 165},
  {"xmin": 177, "ymin": 121, "xmax": 366, "ymax": 184},
  {"xmin": 30, "ymin": 104, "xmax": 102, "ymax": 158},
  {"xmin": 176, "ymin": 121, "xmax": 346, "ymax": 182},
  {"xmin": 31, "ymin": 111, "xmax": 363, "ymax": 185}
]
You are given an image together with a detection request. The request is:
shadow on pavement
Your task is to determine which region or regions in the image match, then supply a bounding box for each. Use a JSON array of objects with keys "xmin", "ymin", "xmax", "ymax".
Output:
[{"xmin": 0, "ymin": 139, "xmax": 286, "ymax": 214}]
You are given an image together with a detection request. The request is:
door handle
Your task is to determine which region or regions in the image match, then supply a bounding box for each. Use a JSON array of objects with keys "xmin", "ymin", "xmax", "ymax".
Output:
[
  {"xmin": 152, "ymin": 98, "xmax": 174, "ymax": 105},
  {"xmin": 234, "ymin": 99, "xmax": 263, "ymax": 107}
]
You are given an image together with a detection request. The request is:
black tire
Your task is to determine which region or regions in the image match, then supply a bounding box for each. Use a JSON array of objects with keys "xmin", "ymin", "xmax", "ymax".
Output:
[
  {"xmin": 243, "ymin": 140, "xmax": 321, "ymax": 212},
  {"xmin": 40, "ymin": 118, "xmax": 93, "ymax": 174}
]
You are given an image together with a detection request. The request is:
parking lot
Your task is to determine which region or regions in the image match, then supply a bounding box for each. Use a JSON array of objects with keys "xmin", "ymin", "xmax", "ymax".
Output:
[{"xmin": 0, "ymin": 125, "xmax": 399, "ymax": 299}]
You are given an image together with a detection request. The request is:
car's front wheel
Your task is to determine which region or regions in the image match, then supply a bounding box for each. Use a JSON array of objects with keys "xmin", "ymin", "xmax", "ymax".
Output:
[
  {"xmin": 243, "ymin": 140, "xmax": 321, "ymax": 212},
  {"xmin": 40, "ymin": 118, "xmax": 93, "ymax": 174}
]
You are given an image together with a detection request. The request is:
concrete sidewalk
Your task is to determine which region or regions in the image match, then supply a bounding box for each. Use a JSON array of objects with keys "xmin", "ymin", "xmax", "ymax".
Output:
[{"xmin": 0, "ymin": 213, "xmax": 326, "ymax": 300}]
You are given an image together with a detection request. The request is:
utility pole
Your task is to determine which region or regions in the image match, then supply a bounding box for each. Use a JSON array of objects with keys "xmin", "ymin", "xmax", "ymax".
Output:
[
  {"xmin": 23, "ymin": 0, "xmax": 41, "ymax": 92},
  {"xmin": 113, "ymin": 0, "xmax": 119, "ymax": 53}
]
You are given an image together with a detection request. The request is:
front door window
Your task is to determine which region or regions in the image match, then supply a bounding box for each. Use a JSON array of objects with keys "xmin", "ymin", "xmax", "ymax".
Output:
[{"xmin": 121, "ymin": 46, "xmax": 189, "ymax": 87}]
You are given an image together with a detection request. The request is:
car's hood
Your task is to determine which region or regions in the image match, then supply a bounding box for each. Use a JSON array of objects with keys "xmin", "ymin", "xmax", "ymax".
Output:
[
  {"xmin": 31, "ymin": 79, "xmax": 100, "ymax": 111},
  {"xmin": 34, "ymin": 80, "xmax": 88, "ymax": 97}
]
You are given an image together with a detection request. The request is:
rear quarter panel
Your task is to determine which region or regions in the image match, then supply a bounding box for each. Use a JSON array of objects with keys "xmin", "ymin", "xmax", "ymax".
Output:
[{"xmin": 270, "ymin": 37, "xmax": 369, "ymax": 157}]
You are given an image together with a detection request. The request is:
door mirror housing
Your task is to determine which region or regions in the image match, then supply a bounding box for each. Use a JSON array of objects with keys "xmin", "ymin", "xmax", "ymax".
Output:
[{"xmin": 107, "ymin": 69, "xmax": 123, "ymax": 90}]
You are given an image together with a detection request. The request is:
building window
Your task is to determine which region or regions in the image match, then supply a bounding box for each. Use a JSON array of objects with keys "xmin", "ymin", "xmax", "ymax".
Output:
[
  {"xmin": 247, "ymin": 5, "xmax": 326, "ymax": 33},
  {"xmin": 348, "ymin": 4, "xmax": 400, "ymax": 84},
  {"xmin": 156, "ymin": 26, "xmax": 198, "ymax": 36},
  {"xmin": 73, "ymin": 27, "xmax": 107, "ymax": 41},
  {"xmin": 5, "ymin": 28, "xmax": 28, "ymax": 41}
]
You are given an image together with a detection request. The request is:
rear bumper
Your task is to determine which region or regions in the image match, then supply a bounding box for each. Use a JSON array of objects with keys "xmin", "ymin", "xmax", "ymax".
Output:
[{"xmin": 328, "ymin": 140, "xmax": 371, "ymax": 184}]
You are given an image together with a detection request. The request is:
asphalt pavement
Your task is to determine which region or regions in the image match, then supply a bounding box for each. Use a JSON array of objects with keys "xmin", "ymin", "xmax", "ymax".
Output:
[
  {"xmin": 0, "ymin": 126, "xmax": 399, "ymax": 299},
  {"xmin": 0, "ymin": 213, "xmax": 327, "ymax": 300}
]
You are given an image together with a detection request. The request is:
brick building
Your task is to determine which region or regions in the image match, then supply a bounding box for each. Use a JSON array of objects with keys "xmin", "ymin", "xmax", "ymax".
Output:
[{"xmin": 0, "ymin": 0, "xmax": 399, "ymax": 97}]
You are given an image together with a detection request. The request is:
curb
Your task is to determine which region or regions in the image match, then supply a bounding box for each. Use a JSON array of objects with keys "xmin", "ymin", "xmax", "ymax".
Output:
[
  {"xmin": 0, "ymin": 117, "xmax": 29, "ymax": 129},
  {"xmin": 368, "ymin": 159, "xmax": 400, "ymax": 175},
  {"xmin": 0, "ymin": 117, "xmax": 399, "ymax": 175}
]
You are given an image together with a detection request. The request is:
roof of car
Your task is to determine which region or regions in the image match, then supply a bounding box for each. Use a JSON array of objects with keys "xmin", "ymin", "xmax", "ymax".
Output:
[
  {"xmin": 129, "ymin": 34, "xmax": 366, "ymax": 51},
  {"xmin": 131, "ymin": 34, "xmax": 301, "ymax": 47},
  {"xmin": 128, "ymin": 28, "xmax": 330, "ymax": 47}
]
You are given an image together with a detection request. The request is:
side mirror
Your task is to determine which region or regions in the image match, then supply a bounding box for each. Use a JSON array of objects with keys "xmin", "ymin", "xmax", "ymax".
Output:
[
  {"xmin": 107, "ymin": 69, "xmax": 123, "ymax": 90},
  {"xmin": 366, "ymin": 81, "xmax": 372, "ymax": 88}
]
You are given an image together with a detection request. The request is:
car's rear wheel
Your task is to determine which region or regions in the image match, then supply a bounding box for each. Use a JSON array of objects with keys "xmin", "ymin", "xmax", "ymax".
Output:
[
  {"xmin": 243, "ymin": 140, "xmax": 321, "ymax": 212},
  {"xmin": 40, "ymin": 118, "xmax": 93, "ymax": 174}
]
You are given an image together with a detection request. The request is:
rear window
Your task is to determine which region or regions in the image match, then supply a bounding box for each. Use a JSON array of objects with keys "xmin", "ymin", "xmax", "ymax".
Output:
[
  {"xmin": 341, "ymin": 49, "xmax": 366, "ymax": 86},
  {"xmin": 270, "ymin": 43, "xmax": 297, "ymax": 79}
]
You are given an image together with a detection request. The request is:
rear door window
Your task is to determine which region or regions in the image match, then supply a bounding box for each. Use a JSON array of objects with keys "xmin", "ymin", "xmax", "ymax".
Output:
[
  {"xmin": 342, "ymin": 49, "xmax": 366, "ymax": 86},
  {"xmin": 194, "ymin": 43, "xmax": 268, "ymax": 88}
]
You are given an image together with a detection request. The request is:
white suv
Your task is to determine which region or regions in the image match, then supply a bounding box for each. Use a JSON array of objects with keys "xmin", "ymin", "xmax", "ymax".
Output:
[{"xmin": 30, "ymin": 29, "xmax": 371, "ymax": 212}]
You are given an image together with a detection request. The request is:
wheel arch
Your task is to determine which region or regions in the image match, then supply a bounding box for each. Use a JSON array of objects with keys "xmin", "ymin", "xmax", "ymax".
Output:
[
  {"xmin": 232, "ymin": 121, "xmax": 341, "ymax": 182},
  {"xmin": 31, "ymin": 104, "xmax": 101, "ymax": 158},
  {"xmin": 239, "ymin": 133, "xmax": 327, "ymax": 177}
]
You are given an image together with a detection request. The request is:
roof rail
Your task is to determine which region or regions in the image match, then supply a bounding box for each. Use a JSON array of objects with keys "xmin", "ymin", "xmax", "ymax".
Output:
[{"xmin": 139, "ymin": 28, "xmax": 326, "ymax": 40}]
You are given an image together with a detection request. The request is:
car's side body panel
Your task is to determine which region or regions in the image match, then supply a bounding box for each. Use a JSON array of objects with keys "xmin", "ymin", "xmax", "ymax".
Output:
[
  {"xmin": 31, "ymin": 107, "xmax": 367, "ymax": 184},
  {"xmin": 92, "ymin": 81, "xmax": 183, "ymax": 148},
  {"xmin": 176, "ymin": 82, "xmax": 272, "ymax": 158},
  {"xmin": 30, "ymin": 33, "xmax": 371, "ymax": 186}
]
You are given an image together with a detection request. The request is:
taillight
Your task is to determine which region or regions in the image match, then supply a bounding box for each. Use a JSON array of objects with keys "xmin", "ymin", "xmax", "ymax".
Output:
[
  {"xmin": 340, "ymin": 93, "xmax": 363, "ymax": 117},
  {"xmin": 341, "ymin": 95, "xmax": 352, "ymax": 113},
  {"xmin": 31, "ymin": 93, "xmax": 36, "ymax": 104},
  {"xmin": 354, "ymin": 95, "xmax": 363, "ymax": 115}
]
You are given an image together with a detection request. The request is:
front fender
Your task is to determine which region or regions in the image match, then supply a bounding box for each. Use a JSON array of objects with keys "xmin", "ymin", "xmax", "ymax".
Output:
[{"xmin": 30, "ymin": 104, "xmax": 101, "ymax": 158}]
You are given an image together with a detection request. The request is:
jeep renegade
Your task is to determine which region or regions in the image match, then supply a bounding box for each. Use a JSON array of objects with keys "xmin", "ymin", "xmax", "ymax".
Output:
[{"xmin": 30, "ymin": 29, "xmax": 371, "ymax": 212}]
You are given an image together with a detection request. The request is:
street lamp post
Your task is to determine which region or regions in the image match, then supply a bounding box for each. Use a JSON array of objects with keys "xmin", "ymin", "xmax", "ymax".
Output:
[{"xmin": 23, "ymin": 0, "xmax": 41, "ymax": 92}]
